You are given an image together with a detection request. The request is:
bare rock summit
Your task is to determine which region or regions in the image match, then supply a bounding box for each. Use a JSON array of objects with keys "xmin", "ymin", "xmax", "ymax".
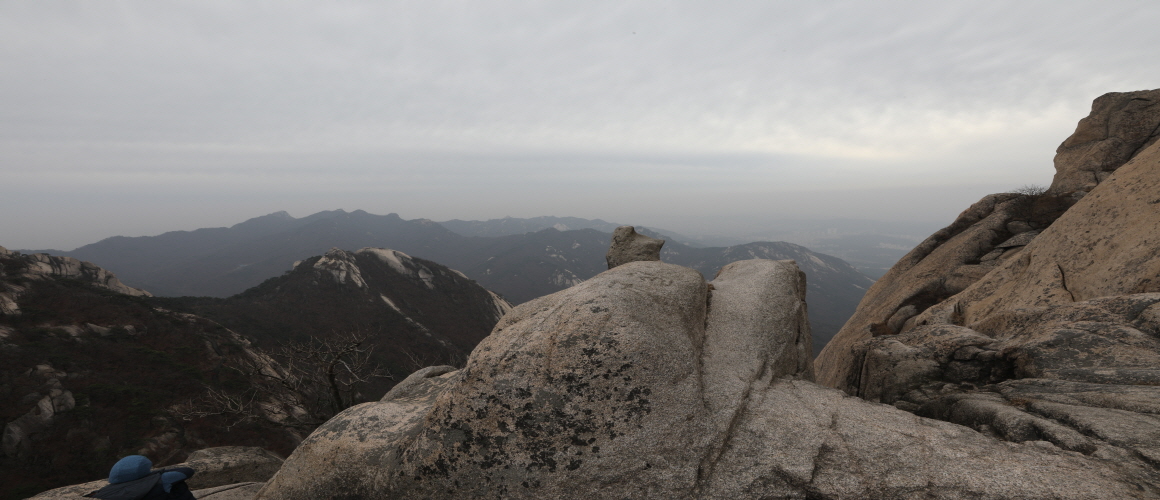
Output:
[{"xmin": 1050, "ymin": 88, "xmax": 1160, "ymax": 198}]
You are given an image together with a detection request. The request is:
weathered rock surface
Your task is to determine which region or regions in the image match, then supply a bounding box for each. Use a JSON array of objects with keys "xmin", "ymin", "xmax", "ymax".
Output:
[
  {"xmin": 258, "ymin": 259, "xmax": 1153, "ymax": 499},
  {"xmin": 814, "ymin": 91, "xmax": 1160, "ymax": 491},
  {"xmin": 605, "ymin": 226, "xmax": 664, "ymax": 269},
  {"xmin": 1050, "ymin": 88, "xmax": 1160, "ymax": 198},
  {"xmin": 30, "ymin": 446, "xmax": 282, "ymax": 499},
  {"xmin": 814, "ymin": 192, "xmax": 1033, "ymax": 386},
  {"xmin": 256, "ymin": 364, "xmax": 464, "ymax": 499},
  {"xmin": 848, "ymin": 293, "xmax": 1160, "ymax": 474},
  {"xmin": 28, "ymin": 477, "xmax": 113, "ymax": 499},
  {"xmin": 2, "ymin": 366, "xmax": 75, "ymax": 458}
]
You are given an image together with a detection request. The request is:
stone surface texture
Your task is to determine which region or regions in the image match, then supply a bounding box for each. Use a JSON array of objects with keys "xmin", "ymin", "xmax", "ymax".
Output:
[
  {"xmin": 814, "ymin": 91, "xmax": 1160, "ymax": 490},
  {"xmin": 257, "ymin": 259, "xmax": 1154, "ymax": 499},
  {"xmin": 183, "ymin": 446, "xmax": 284, "ymax": 489},
  {"xmin": 605, "ymin": 226, "xmax": 664, "ymax": 269},
  {"xmin": 193, "ymin": 482, "xmax": 266, "ymax": 499}
]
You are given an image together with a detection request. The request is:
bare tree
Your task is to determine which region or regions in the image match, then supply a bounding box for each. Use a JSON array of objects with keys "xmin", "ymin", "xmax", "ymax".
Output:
[
  {"xmin": 169, "ymin": 386, "xmax": 262, "ymax": 431},
  {"xmin": 1012, "ymin": 184, "xmax": 1048, "ymax": 196},
  {"xmin": 276, "ymin": 331, "xmax": 392, "ymax": 418},
  {"xmin": 171, "ymin": 330, "xmax": 392, "ymax": 431}
]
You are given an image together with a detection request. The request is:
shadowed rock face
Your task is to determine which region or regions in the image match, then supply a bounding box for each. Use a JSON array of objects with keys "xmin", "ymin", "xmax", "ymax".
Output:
[{"xmin": 256, "ymin": 259, "xmax": 1155, "ymax": 499}]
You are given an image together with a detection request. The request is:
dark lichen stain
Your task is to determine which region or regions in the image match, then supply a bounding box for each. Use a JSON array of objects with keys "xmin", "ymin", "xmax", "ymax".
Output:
[{"xmin": 397, "ymin": 309, "xmax": 668, "ymax": 496}]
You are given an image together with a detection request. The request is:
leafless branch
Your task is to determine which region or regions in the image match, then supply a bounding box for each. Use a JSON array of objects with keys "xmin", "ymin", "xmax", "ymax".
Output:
[{"xmin": 168, "ymin": 329, "xmax": 393, "ymax": 432}]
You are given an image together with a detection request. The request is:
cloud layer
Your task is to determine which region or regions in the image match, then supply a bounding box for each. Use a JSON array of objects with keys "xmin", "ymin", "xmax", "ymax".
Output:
[{"xmin": 3, "ymin": 1, "xmax": 1159, "ymax": 248}]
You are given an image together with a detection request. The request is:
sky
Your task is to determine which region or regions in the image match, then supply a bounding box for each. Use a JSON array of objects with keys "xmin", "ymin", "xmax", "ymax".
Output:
[{"xmin": 3, "ymin": 1, "xmax": 1160, "ymax": 250}]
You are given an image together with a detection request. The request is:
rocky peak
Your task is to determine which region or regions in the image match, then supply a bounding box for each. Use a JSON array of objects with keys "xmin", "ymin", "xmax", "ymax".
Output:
[
  {"xmin": 172, "ymin": 246, "xmax": 513, "ymax": 395},
  {"xmin": 1050, "ymin": 88, "xmax": 1160, "ymax": 198},
  {"xmin": 311, "ymin": 247, "xmax": 367, "ymax": 288},
  {"xmin": 357, "ymin": 248, "xmax": 440, "ymax": 289},
  {"xmin": 605, "ymin": 226, "xmax": 664, "ymax": 269},
  {"xmin": 0, "ymin": 249, "xmax": 150, "ymax": 315}
]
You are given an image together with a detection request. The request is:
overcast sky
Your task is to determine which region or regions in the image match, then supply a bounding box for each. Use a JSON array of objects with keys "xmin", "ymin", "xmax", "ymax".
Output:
[{"xmin": 3, "ymin": 1, "xmax": 1159, "ymax": 250}]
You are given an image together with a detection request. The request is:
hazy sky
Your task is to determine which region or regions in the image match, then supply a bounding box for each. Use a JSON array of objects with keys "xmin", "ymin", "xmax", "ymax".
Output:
[{"xmin": 3, "ymin": 1, "xmax": 1159, "ymax": 250}]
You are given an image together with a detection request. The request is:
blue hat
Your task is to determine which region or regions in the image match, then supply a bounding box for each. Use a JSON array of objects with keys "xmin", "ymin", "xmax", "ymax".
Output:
[{"xmin": 108, "ymin": 455, "xmax": 153, "ymax": 484}]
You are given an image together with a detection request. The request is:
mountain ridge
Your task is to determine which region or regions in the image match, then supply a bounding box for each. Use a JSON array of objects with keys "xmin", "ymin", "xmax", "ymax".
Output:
[{"xmin": 23, "ymin": 212, "xmax": 873, "ymax": 353}]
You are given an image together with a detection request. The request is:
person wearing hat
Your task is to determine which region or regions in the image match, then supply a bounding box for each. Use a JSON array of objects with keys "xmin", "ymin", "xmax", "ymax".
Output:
[{"xmin": 84, "ymin": 455, "xmax": 195, "ymax": 500}]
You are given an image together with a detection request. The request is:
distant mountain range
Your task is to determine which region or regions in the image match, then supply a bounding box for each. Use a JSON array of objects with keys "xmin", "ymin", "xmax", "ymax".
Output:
[
  {"xmin": 682, "ymin": 219, "xmax": 938, "ymax": 279},
  {"xmin": 29, "ymin": 210, "xmax": 461, "ymax": 298},
  {"xmin": 439, "ymin": 216, "xmax": 624, "ymax": 239},
  {"xmin": 438, "ymin": 215, "xmax": 932, "ymax": 279},
  {"xmin": 26, "ymin": 210, "xmax": 875, "ymax": 352},
  {"xmin": 437, "ymin": 216, "xmax": 709, "ymax": 246}
]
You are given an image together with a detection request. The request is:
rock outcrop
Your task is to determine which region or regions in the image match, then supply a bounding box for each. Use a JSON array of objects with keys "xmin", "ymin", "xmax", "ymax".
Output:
[
  {"xmin": 814, "ymin": 90, "xmax": 1160, "ymax": 488},
  {"xmin": 256, "ymin": 258, "xmax": 1154, "ymax": 499},
  {"xmin": 605, "ymin": 226, "xmax": 664, "ymax": 269},
  {"xmin": 2, "ymin": 365, "xmax": 75, "ymax": 458},
  {"xmin": 1049, "ymin": 88, "xmax": 1160, "ymax": 198},
  {"xmin": 838, "ymin": 140, "xmax": 1160, "ymax": 472},
  {"xmin": 814, "ymin": 192, "xmax": 1035, "ymax": 386},
  {"xmin": 0, "ymin": 246, "xmax": 150, "ymax": 315},
  {"xmin": 192, "ymin": 482, "xmax": 267, "ymax": 499},
  {"xmin": 817, "ymin": 89, "xmax": 1160, "ymax": 389}
]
